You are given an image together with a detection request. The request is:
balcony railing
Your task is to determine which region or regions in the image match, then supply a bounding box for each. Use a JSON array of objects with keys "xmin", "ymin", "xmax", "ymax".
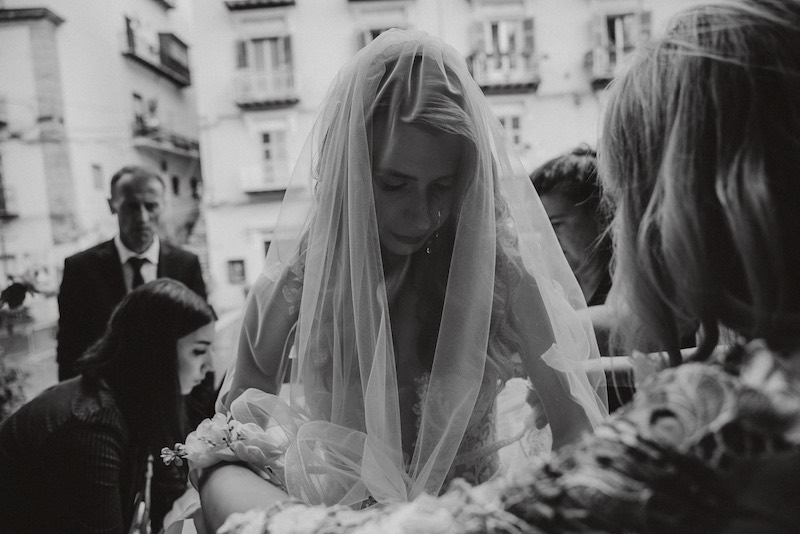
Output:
[
  {"xmin": 225, "ymin": 0, "xmax": 295, "ymax": 9},
  {"xmin": 585, "ymin": 45, "xmax": 635, "ymax": 90},
  {"xmin": 239, "ymin": 163, "xmax": 290, "ymax": 194},
  {"xmin": 122, "ymin": 17, "xmax": 191, "ymax": 87},
  {"xmin": 132, "ymin": 120, "xmax": 199, "ymax": 158},
  {"xmin": 469, "ymin": 52, "xmax": 540, "ymax": 94},
  {"xmin": 234, "ymin": 69, "xmax": 299, "ymax": 110}
]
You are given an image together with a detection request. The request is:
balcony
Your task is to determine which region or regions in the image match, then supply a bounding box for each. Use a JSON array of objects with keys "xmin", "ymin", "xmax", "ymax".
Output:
[
  {"xmin": 0, "ymin": 186, "xmax": 19, "ymax": 221},
  {"xmin": 234, "ymin": 69, "xmax": 299, "ymax": 110},
  {"xmin": 225, "ymin": 0, "xmax": 295, "ymax": 9},
  {"xmin": 132, "ymin": 119, "xmax": 199, "ymax": 159},
  {"xmin": 584, "ymin": 45, "xmax": 634, "ymax": 90},
  {"xmin": 122, "ymin": 17, "xmax": 191, "ymax": 87},
  {"xmin": 469, "ymin": 52, "xmax": 540, "ymax": 94},
  {"xmin": 239, "ymin": 163, "xmax": 290, "ymax": 195}
]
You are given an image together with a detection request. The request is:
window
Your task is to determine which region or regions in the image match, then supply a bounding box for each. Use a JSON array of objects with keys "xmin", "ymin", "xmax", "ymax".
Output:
[
  {"xmin": 236, "ymin": 36, "xmax": 292, "ymax": 73},
  {"xmin": 474, "ymin": 19, "xmax": 534, "ymax": 60},
  {"xmin": 599, "ymin": 11, "xmax": 651, "ymax": 59},
  {"xmin": 133, "ymin": 93, "xmax": 145, "ymax": 132},
  {"xmin": 228, "ymin": 259, "xmax": 246, "ymax": 284},
  {"xmin": 190, "ymin": 177, "xmax": 201, "ymax": 199},
  {"xmin": 606, "ymin": 14, "xmax": 636, "ymax": 51},
  {"xmin": 260, "ymin": 130, "xmax": 288, "ymax": 183},
  {"xmin": 92, "ymin": 164, "xmax": 104, "ymax": 191},
  {"xmin": 171, "ymin": 175, "xmax": 180, "ymax": 196},
  {"xmin": 357, "ymin": 27, "xmax": 398, "ymax": 49},
  {"xmin": 469, "ymin": 18, "xmax": 536, "ymax": 86},
  {"xmin": 158, "ymin": 32, "xmax": 190, "ymax": 77},
  {"xmin": 498, "ymin": 115, "xmax": 522, "ymax": 147},
  {"xmin": 235, "ymin": 36, "xmax": 294, "ymax": 99}
]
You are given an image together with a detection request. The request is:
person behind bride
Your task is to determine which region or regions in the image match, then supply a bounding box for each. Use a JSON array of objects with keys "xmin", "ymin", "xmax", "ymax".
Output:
[{"xmin": 188, "ymin": 29, "xmax": 608, "ymax": 532}]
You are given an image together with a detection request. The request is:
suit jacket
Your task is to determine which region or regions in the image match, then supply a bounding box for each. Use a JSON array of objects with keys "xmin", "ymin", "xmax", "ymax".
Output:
[
  {"xmin": 55, "ymin": 238, "xmax": 210, "ymax": 530},
  {"xmin": 57, "ymin": 239, "xmax": 206, "ymax": 376}
]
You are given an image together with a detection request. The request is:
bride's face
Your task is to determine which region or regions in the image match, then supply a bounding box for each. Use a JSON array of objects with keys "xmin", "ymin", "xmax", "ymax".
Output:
[{"xmin": 372, "ymin": 122, "xmax": 463, "ymax": 256}]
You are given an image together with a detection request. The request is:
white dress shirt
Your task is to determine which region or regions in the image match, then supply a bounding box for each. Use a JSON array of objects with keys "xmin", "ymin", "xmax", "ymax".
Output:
[{"xmin": 114, "ymin": 235, "xmax": 160, "ymax": 293}]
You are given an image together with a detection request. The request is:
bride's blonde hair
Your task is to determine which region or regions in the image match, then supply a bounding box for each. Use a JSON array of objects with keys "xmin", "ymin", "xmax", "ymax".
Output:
[{"xmin": 602, "ymin": 0, "xmax": 800, "ymax": 363}]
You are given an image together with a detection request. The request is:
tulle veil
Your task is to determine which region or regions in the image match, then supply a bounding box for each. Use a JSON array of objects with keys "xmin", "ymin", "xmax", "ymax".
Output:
[{"xmin": 216, "ymin": 29, "xmax": 608, "ymax": 507}]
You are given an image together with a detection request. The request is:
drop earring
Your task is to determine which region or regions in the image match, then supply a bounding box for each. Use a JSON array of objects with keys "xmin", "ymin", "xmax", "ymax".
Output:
[{"xmin": 426, "ymin": 211, "xmax": 442, "ymax": 254}]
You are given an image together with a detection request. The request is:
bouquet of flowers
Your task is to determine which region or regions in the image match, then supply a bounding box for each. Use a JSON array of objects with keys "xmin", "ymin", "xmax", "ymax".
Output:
[
  {"xmin": 217, "ymin": 478, "xmax": 535, "ymax": 534},
  {"xmin": 159, "ymin": 389, "xmax": 306, "ymax": 532}
]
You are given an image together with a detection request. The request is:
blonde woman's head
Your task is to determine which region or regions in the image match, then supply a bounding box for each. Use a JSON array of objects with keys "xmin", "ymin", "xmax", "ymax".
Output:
[{"xmin": 601, "ymin": 0, "xmax": 800, "ymax": 362}]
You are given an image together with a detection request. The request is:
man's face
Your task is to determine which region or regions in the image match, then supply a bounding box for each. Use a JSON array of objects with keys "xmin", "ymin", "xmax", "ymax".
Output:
[{"xmin": 108, "ymin": 174, "xmax": 164, "ymax": 253}]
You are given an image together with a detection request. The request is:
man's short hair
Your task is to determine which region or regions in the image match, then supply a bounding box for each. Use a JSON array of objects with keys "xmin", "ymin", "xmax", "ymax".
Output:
[{"xmin": 109, "ymin": 165, "xmax": 165, "ymax": 197}]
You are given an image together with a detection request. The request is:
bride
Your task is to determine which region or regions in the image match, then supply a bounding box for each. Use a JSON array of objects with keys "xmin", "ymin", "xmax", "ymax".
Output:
[{"xmin": 195, "ymin": 29, "xmax": 608, "ymax": 531}]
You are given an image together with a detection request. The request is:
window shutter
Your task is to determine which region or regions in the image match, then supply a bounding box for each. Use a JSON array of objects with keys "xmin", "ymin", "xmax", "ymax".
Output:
[
  {"xmin": 282, "ymin": 35, "xmax": 293, "ymax": 67},
  {"xmin": 523, "ymin": 18, "xmax": 534, "ymax": 55},
  {"xmin": 236, "ymin": 39, "xmax": 248, "ymax": 69}
]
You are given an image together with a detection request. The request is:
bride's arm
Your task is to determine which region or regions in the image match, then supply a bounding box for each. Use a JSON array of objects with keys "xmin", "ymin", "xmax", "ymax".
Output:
[
  {"xmin": 512, "ymin": 274, "xmax": 593, "ymax": 450},
  {"xmin": 198, "ymin": 464, "xmax": 290, "ymax": 533},
  {"xmin": 221, "ymin": 266, "xmax": 300, "ymax": 409}
]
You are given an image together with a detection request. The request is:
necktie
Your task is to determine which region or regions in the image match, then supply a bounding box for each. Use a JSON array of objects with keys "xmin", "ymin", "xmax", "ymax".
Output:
[{"xmin": 128, "ymin": 257, "xmax": 147, "ymax": 290}]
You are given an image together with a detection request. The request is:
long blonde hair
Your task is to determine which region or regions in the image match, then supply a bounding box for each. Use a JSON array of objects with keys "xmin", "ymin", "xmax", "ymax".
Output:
[{"xmin": 601, "ymin": 0, "xmax": 800, "ymax": 364}]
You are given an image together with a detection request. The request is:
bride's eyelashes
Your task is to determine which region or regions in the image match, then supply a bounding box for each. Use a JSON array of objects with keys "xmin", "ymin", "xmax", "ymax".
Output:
[
  {"xmin": 377, "ymin": 177, "xmax": 406, "ymax": 191},
  {"xmin": 375, "ymin": 173, "xmax": 455, "ymax": 193}
]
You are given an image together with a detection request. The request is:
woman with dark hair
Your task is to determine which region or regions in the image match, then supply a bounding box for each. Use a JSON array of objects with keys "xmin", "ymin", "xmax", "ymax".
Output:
[
  {"xmin": 530, "ymin": 146, "xmax": 636, "ymax": 411},
  {"xmin": 0, "ymin": 278, "xmax": 215, "ymax": 534},
  {"xmin": 530, "ymin": 145, "xmax": 612, "ymax": 307}
]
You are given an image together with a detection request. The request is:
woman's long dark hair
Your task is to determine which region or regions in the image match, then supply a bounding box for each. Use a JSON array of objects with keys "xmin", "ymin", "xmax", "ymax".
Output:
[{"xmin": 77, "ymin": 279, "xmax": 215, "ymax": 448}]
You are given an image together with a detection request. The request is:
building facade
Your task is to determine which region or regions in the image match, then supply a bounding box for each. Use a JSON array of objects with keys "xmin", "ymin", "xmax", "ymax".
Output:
[
  {"xmin": 0, "ymin": 0, "xmax": 204, "ymax": 357},
  {"xmin": 192, "ymin": 0, "xmax": 702, "ymax": 311},
  {"xmin": 0, "ymin": 0, "xmax": 204, "ymax": 295}
]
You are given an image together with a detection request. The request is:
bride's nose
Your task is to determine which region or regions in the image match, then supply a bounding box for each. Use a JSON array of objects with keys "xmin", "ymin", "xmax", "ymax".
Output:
[{"xmin": 406, "ymin": 194, "xmax": 436, "ymax": 233}]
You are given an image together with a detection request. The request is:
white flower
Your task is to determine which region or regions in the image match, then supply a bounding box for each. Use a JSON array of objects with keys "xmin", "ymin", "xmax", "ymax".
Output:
[
  {"xmin": 217, "ymin": 509, "xmax": 269, "ymax": 534},
  {"xmin": 268, "ymin": 505, "xmax": 330, "ymax": 534}
]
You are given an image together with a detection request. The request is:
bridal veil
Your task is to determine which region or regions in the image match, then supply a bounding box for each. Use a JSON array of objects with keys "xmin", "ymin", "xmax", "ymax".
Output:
[{"xmin": 217, "ymin": 29, "xmax": 608, "ymax": 507}]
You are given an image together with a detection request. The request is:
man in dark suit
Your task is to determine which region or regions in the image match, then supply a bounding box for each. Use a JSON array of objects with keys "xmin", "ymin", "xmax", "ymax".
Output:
[{"xmin": 56, "ymin": 165, "xmax": 214, "ymax": 530}]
